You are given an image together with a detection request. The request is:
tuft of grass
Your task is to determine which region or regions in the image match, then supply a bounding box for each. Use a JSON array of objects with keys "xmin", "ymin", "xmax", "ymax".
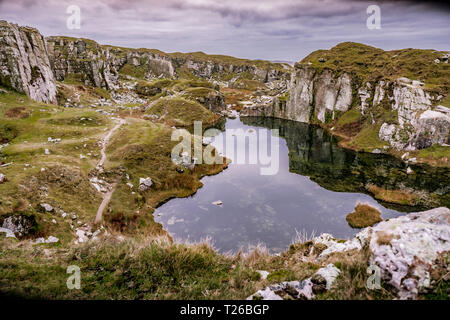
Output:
[
  {"xmin": 346, "ymin": 203, "xmax": 382, "ymax": 228},
  {"xmin": 365, "ymin": 184, "xmax": 421, "ymax": 206},
  {"xmin": 376, "ymin": 231, "xmax": 395, "ymax": 246}
]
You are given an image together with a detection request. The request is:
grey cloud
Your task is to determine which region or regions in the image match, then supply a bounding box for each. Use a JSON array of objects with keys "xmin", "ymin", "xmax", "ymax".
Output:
[{"xmin": 0, "ymin": 0, "xmax": 448, "ymax": 62}]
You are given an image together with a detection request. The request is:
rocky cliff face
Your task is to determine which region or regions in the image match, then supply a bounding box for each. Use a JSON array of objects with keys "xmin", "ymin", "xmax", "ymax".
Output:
[
  {"xmin": 46, "ymin": 36, "xmax": 289, "ymax": 90},
  {"xmin": 0, "ymin": 20, "xmax": 289, "ymax": 106},
  {"xmin": 46, "ymin": 37, "xmax": 122, "ymax": 90},
  {"xmin": 378, "ymin": 79, "xmax": 450, "ymax": 150},
  {"xmin": 0, "ymin": 20, "xmax": 57, "ymax": 104},
  {"xmin": 243, "ymin": 63, "xmax": 449, "ymax": 152}
]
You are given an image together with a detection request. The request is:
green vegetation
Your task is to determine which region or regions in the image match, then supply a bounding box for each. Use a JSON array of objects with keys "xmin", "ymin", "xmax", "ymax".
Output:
[
  {"xmin": 301, "ymin": 42, "xmax": 450, "ymax": 95},
  {"xmin": 102, "ymin": 118, "xmax": 227, "ymax": 233},
  {"xmin": 0, "ymin": 122, "xmax": 18, "ymax": 143},
  {"xmin": 145, "ymin": 97, "xmax": 217, "ymax": 127},
  {"xmin": 336, "ymin": 108, "xmax": 362, "ymax": 126},
  {"xmin": 346, "ymin": 203, "xmax": 382, "ymax": 228},
  {"xmin": 417, "ymin": 145, "xmax": 450, "ymax": 160},
  {"xmin": 365, "ymin": 184, "xmax": 423, "ymax": 206},
  {"xmin": 347, "ymin": 124, "xmax": 389, "ymax": 152},
  {"xmin": 119, "ymin": 63, "xmax": 148, "ymax": 79}
]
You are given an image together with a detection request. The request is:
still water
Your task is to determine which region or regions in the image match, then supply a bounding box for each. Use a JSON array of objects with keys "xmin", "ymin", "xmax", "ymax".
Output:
[{"xmin": 155, "ymin": 116, "xmax": 446, "ymax": 253}]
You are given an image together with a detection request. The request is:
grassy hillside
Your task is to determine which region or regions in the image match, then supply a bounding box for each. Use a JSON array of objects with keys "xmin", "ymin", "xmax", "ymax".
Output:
[{"xmin": 301, "ymin": 42, "xmax": 450, "ymax": 94}]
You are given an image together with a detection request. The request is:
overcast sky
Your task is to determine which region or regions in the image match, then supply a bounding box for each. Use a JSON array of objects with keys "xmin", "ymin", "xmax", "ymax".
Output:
[{"xmin": 0, "ymin": 0, "xmax": 449, "ymax": 62}]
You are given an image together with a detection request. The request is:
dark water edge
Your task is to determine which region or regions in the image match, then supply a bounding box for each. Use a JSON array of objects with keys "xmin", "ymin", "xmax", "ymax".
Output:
[{"xmin": 154, "ymin": 116, "xmax": 449, "ymax": 253}]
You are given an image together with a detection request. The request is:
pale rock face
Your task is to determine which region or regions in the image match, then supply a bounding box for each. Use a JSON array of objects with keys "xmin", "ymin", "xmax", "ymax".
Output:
[
  {"xmin": 358, "ymin": 82, "xmax": 372, "ymax": 115},
  {"xmin": 373, "ymin": 80, "xmax": 386, "ymax": 107},
  {"xmin": 307, "ymin": 207, "xmax": 450, "ymax": 299},
  {"xmin": 379, "ymin": 123, "xmax": 397, "ymax": 142},
  {"xmin": 47, "ymin": 37, "xmax": 120, "ymax": 90},
  {"xmin": 334, "ymin": 73, "xmax": 352, "ymax": 112},
  {"xmin": 0, "ymin": 20, "xmax": 57, "ymax": 104},
  {"xmin": 314, "ymin": 69, "xmax": 339, "ymax": 122},
  {"xmin": 369, "ymin": 207, "xmax": 450, "ymax": 299},
  {"xmin": 284, "ymin": 66, "xmax": 315, "ymax": 122},
  {"xmin": 392, "ymin": 79, "xmax": 432, "ymax": 128},
  {"xmin": 407, "ymin": 110, "xmax": 450, "ymax": 149}
]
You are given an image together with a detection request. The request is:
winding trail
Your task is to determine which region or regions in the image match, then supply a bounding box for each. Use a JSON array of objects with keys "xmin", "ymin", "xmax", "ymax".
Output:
[
  {"xmin": 97, "ymin": 119, "xmax": 125, "ymax": 169},
  {"xmin": 93, "ymin": 118, "xmax": 125, "ymax": 224},
  {"xmin": 95, "ymin": 182, "xmax": 117, "ymax": 223}
]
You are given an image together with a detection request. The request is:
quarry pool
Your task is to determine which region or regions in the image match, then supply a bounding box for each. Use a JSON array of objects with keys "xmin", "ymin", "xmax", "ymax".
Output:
[{"xmin": 154, "ymin": 116, "xmax": 447, "ymax": 253}]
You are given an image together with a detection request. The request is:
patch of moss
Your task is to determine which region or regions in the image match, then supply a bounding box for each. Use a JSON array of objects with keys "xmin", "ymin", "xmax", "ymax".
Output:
[
  {"xmin": 346, "ymin": 203, "xmax": 382, "ymax": 228},
  {"xmin": 0, "ymin": 122, "xmax": 18, "ymax": 143}
]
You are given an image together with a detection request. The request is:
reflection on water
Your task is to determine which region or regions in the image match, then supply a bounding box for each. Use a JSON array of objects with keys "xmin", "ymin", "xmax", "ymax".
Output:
[{"xmin": 155, "ymin": 116, "xmax": 449, "ymax": 253}]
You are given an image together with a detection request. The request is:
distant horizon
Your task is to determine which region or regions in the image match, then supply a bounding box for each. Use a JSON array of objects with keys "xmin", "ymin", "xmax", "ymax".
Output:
[{"xmin": 1, "ymin": 0, "xmax": 449, "ymax": 62}]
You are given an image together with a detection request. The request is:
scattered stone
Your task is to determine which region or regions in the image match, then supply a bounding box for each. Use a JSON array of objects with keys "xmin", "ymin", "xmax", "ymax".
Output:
[
  {"xmin": 126, "ymin": 182, "xmax": 134, "ymax": 189},
  {"xmin": 47, "ymin": 137, "xmax": 61, "ymax": 143},
  {"xmin": 52, "ymin": 219, "xmax": 57, "ymax": 224},
  {"xmin": 372, "ymin": 148, "xmax": 382, "ymax": 154},
  {"xmin": 318, "ymin": 57, "xmax": 326, "ymax": 63},
  {"xmin": 212, "ymin": 200, "xmax": 223, "ymax": 206},
  {"xmin": 46, "ymin": 236, "xmax": 59, "ymax": 243},
  {"xmin": 0, "ymin": 227, "xmax": 16, "ymax": 238},
  {"xmin": 138, "ymin": 177, "xmax": 153, "ymax": 192},
  {"xmin": 0, "ymin": 173, "xmax": 6, "ymax": 183},
  {"xmin": 34, "ymin": 236, "xmax": 59, "ymax": 244},
  {"xmin": 247, "ymin": 279, "xmax": 314, "ymax": 300},
  {"xmin": 40, "ymin": 203, "xmax": 54, "ymax": 212},
  {"xmin": 314, "ymin": 264, "xmax": 340, "ymax": 290},
  {"xmin": 0, "ymin": 162, "xmax": 13, "ymax": 167},
  {"xmin": 406, "ymin": 167, "xmax": 414, "ymax": 174},
  {"xmin": 247, "ymin": 264, "xmax": 340, "ymax": 300},
  {"xmin": 80, "ymin": 154, "xmax": 86, "ymax": 159},
  {"xmin": 44, "ymin": 148, "xmax": 50, "ymax": 155}
]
